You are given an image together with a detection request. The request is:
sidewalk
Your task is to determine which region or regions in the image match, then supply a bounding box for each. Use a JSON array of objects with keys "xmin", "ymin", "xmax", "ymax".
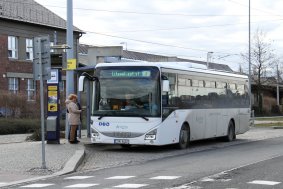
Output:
[
  {"xmin": 254, "ymin": 120, "xmax": 283, "ymax": 129},
  {"xmin": 254, "ymin": 120, "xmax": 283, "ymax": 124},
  {"xmin": 0, "ymin": 132, "xmax": 88, "ymax": 188},
  {"xmin": 253, "ymin": 116, "xmax": 283, "ymax": 125}
]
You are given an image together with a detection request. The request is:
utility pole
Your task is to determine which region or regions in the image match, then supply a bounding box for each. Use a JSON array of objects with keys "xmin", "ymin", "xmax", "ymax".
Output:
[
  {"xmin": 277, "ymin": 64, "xmax": 280, "ymax": 106},
  {"xmin": 66, "ymin": 0, "xmax": 74, "ymax": 138},
  {"xmin": 248, "ymin": 0, "xmax": 252, "ymax": 110}
]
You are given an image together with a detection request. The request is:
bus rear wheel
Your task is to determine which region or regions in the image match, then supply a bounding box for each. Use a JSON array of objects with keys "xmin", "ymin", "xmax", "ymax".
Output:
[
  {"xmin": 224, "ymin": 121, "xmax": 235, "ymax": 142},
  {"xmin": 176, "ymin": 124, "xmax": 190, "ymax": 149}
]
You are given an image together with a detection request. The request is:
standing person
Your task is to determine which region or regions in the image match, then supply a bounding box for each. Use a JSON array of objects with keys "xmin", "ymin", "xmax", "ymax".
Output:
[{"xmin": 65, "ymin": 94, "xmax": 82, "ymax": 144}]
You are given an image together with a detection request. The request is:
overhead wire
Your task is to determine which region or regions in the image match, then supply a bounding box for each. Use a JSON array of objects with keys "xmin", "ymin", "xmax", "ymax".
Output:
[
  {"xmin": 108, "ymin": 19, "xmax": 283, "ymax": 33},
  {"xmin": 83, "ymin": 30, "xmax": 243, "ymax": 55},
  {"xmin": 7, "ymin": 0, "xmax": 279, "ymax": 17},
  {"xmin": 227, "ymin": 0, "xmax": 283, "ymax": 17},
  {"xmin": 4, "ymin": 0, "xmax": 281, "ymax": 64},
  {"xmin": 0, "ymin": 1, "xmax": 244, "ymax": 56},
  {"xmin": 79, "ymin": 42, "xmax": 243, "ymax": 65},
  {"xmin": 38, "ymin": 2, "xmax": 283, "ymax": 17}
]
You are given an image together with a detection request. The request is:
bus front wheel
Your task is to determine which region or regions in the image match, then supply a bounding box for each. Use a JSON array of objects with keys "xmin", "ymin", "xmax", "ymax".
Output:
[
  {"xmin": 177, "ymin": 124, "xmax": 190, "ymax": 149},
  {"xmin": 224, "ymin": 120, "xmax": 235, "ymax": 142}
]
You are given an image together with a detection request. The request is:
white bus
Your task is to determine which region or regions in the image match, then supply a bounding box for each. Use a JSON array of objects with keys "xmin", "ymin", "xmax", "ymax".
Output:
[{"xmin": 80, "ymin": 62, "xmax": 250, "ymax": 149}]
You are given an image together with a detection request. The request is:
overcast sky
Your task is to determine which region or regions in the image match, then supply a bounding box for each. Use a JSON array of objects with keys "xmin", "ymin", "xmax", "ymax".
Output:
[{"xmin": 34, "ymin": 0, "xmax": 283, "ymax": 71}]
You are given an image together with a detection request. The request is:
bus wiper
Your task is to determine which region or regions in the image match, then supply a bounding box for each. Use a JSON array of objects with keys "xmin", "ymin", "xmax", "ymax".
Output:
[
  {"xmin": 125, "ymin": 112, "xmax": 149, "ymax": 121},
  {"xmin": 97, "ymin": 111, "xmax": 115, "ymax": 120},
  {"xmin": 98, "ymin": 115, "xmax": 105, "ymax": 120},
  {"xmin": 140, "ymin": 116, "xmax": 149, "ymax": 121},
  {"xmin": 98, "ymin": 114, "xmax": 109, "ymax": 120}
]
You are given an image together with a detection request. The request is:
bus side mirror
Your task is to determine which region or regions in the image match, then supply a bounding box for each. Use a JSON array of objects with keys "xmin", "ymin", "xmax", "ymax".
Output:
[
  {"xmin": 79, "ymin": 76, "xmax": 86, "ymax": 92},
  {"xmin": 79, "ymin": 72, "xmax": 98, "ymax": 92},
  {"xmin": 162, "ymin": 80, "xmax": 170, "ymax": 92}
]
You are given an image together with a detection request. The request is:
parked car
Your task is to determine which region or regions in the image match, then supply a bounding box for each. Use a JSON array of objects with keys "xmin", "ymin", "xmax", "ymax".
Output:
[{"xmin": 0, "ymin": 108, "xmax": 12, "ymax": 117}]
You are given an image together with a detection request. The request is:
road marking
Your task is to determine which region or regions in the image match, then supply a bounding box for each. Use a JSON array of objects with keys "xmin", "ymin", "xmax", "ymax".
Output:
[
  {"xmin": 248, "ymin": 180, "xmax": 281, "ymax": 186},
  {"xmin": 65, "ymin": 183, "xmax": 99, "ymax": 188},
  {"xmin": 21, "ymin": 184, "xmax": 54, "ymax": 188},
  {"xmin": 64, "ymin": 176, "xmax": 94, "ymax": 180},
  {"xmin": 150, "ymin": 176, "xmax": 181, "ymax": 180},
  {"xmin": 200, "ymin": 177, "xmax": 231, "ymax": 182},
  {"xmin": 106, "ymin": 176, "xmax": 136, "ymax": 179},
  {"xmin": 166, "ymin": 185, "xmax": 202, "ymax": 189},
  {"xmin": 200, "ymin": 178, "xmax": 215, "ymax": 182},
  {"xmin": 114, "ymin": 184, "xmax": 148, "ymax": 188}
]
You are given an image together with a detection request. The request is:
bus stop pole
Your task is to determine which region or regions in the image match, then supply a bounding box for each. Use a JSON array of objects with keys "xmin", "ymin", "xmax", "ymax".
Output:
[
  {"xmin": 38, "ymin": 37, "xmax": 46, "ymax": 169},
  {"xmin": 65, "ymin": 0, "xmax": 74, "ymax": 139}
]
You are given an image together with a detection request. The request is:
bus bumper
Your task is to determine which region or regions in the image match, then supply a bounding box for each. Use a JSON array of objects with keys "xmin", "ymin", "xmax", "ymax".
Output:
[{"xmin": 91, "ymin": 135, "xmax": 161, "ymax": 146}]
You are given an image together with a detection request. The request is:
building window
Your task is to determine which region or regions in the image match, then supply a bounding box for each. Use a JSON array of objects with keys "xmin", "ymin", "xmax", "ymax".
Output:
[
  {"xmin": 8, "ymin": 36, "xmax": 18, "ymax": 59},
  {"xmin": 8, "ymin": 78, "xmax": 19, "ymax": 94},
  {"xmin": 27, "ymin": 79, "xmax": 36, "ymax": 101},
  {"xmin": 26, "ymin": 38, "xmax": 33, "ymax": 60}
]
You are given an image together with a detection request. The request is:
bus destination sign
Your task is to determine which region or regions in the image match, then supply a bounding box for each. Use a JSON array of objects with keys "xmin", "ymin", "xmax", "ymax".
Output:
[{"xmin": 101, "ymin": 70, "xmax": 151, "ymax": 78}]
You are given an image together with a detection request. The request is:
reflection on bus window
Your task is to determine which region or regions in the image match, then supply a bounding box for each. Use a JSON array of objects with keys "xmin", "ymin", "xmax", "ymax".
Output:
[
  {"xmin": 163, "ymin": 72, "xmax": 250, "ymax": 109},
  {"xmin": 94, "ymin": 67, "xmax": 161, "ymax": 117}
]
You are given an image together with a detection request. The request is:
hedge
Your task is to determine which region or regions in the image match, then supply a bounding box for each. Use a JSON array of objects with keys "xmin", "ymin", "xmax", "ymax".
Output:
[{"xmin": 0, "ymin": 118, "xmax": 66, "ymax": 135}]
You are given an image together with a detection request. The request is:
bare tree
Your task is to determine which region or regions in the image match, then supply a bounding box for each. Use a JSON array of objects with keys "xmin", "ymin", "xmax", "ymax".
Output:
[{"xmin": 242, "ymin": 29, "xmax": 277, "ymax": 114}]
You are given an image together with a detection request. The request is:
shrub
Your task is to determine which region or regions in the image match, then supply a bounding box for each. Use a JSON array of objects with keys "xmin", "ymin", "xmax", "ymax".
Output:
[
  {"xmin": 252, "ymin": 106, "xmax": 260, "ymax": 116},
  {"xmin": 271, "ymin": 105, "xmax": 281, "ymax": 115},
  {"xmin": 0, "ymin": 118, "xmax": 41, "ymax": 135},
  {"xmin": 0, "ymin": 90, "xmax": 41, "ymax": 119}
]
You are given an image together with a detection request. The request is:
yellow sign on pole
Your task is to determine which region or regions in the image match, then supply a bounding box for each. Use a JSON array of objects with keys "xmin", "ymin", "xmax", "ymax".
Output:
[
  {"xmin": 48, "ymin": 86, "xmax": 58, "ymax": 91},
  {"xmin": 66, "ymin": 59, "xmax": 76, "ymax": 70},
  {"xmin": 47, "ymin": 90, "xmax": 58, "ymax": 112}
]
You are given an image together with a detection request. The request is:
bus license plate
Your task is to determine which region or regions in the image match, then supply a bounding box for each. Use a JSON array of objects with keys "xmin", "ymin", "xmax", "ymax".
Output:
[{"xmin": 114, "ymin": 139, "xmax": 129, "ymax": 144}]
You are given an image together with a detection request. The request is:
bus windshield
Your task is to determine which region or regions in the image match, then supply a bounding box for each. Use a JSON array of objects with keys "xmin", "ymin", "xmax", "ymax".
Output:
[{"xmin": 94, "ymin": 66, "xmax": 161, "ymax": 117}]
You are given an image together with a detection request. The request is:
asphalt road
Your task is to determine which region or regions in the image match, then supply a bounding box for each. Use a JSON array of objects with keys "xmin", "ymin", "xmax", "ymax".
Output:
[
  {"xmin": 188, "ymin": 155, "xmax": 283, "ymax": 189},
  {"xmin": 10, "ymin": 136, "xmax": 283, "ymax": 189}
]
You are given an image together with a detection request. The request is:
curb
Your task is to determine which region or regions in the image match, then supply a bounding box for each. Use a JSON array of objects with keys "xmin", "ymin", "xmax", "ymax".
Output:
[
  {"xmin": 272, "ymin": 126, "xmax": 283, "ymax": 129},
  {"xmin": 55, "ymin": 149, "xmax": 85, "ymax": 175},
  {"xmin": 1, "ymin": 148, "xmax": 85, "ymax": 188}
]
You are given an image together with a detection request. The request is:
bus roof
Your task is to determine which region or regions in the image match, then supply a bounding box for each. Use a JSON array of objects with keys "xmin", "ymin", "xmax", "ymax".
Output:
[{"xmin": 95, "ymin": 62, "xmax": 248, "ymax": 79}]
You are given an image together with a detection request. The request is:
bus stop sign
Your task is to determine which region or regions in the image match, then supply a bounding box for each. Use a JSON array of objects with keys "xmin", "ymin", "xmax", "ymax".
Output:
[{"xmin": 33, "ymin": 36, "xmax": 51, "ymax": 80}]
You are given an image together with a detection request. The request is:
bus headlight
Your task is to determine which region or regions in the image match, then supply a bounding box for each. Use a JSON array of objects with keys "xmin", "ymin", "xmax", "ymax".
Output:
[
  {"xmin": 91, "ymin": 128, "xmax": 99, "ymax": 137},
  {"xmin": 145, "ymin": 129, "xmax": 157, "ymax": 140}
]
